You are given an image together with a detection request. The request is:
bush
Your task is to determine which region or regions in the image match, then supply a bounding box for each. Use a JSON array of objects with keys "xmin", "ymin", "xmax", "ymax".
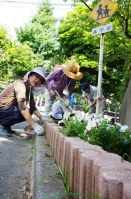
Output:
[
  {"xmin": 61, "ymin": 118, "xmax": 131, "ymax": 162},
  {"xmin": 87, "ymin": 121, "xmax": 131, "ymax": 160}
]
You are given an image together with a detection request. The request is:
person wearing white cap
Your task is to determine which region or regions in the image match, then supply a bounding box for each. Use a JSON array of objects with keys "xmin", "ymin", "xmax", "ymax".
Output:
[
  {"xmin": 0, "ymin": 67, "xmax": 47, "ymax": 137},
  {"xmin": 42, "ymin": 62, "xmax": 83, "ymax": 118}
]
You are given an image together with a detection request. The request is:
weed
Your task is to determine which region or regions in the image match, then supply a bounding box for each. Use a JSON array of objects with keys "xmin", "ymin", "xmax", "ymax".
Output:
[
  {"xmin": 57, "ymin": 162, "xmax": 73, "ymax": 193},
  {"xmin": 121, "ymin": 153, "xmax": 131, "ymax": 162},
  {"xmin": 62, "ymin": 117, "xmax": 87, "ymax": 138}
]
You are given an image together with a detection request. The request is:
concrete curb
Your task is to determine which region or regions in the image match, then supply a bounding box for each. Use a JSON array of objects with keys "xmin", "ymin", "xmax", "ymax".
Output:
[{"xmin": 32, "ymin": 134, "xmax": 67, "ymax": 199}]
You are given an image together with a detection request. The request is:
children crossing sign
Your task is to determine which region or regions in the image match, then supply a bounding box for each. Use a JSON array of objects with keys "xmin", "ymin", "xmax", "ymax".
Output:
[{"xmin": 89, "ymin": 0, "xmax": 119, "ymax": 25}]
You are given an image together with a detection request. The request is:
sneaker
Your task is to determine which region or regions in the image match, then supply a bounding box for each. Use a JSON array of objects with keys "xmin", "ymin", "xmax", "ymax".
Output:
[
  {"xmin": 58, "ymin": 121, "xmax": 65, "ymax": 126},
  {"xmin": 4, "ymin": 126, "xmax": 16, "ymax": 134},
  {"xmin": 0, "ymin": 125, "xmax": 11, "ymax": 137},
  {"xmin": 70, "ymin": 113, "xmax": 75, "ymax": 117},
  {"xmin": 50, "ymin": 115, "xmax": 63, "ymax": 121}
]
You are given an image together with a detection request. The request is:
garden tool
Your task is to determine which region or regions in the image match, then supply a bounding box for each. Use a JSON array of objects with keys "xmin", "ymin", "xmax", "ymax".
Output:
[
  {"xmin": 24, "ymin": 125, "xmax": 33, "ymax": 133},
  {"xmin": 52, "ymin": 90, "xmax": 74, "ymax": 112}
]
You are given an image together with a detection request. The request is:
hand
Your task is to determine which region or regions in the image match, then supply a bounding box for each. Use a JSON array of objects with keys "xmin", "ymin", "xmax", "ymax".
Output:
[
  {"xmin": 89, "ymin": 104, "xmax": 92, "ymax": 108},
  {"xmin": 32, "ymin": 123, "xmax": 44, "ymax": 135}
]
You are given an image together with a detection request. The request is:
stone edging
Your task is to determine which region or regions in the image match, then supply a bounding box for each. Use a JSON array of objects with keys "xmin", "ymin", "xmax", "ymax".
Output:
[{"xmin": 45, "ymin": 122, "xmax": 131, "ymax": 199}]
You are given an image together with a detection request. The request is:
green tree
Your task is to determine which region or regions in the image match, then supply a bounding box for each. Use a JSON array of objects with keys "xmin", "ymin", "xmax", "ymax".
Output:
[
  {"xmin": 15, "ymin": 0, "xmax": 58, "ymax": 70},
  {"xmin": 58, "ymin": 4, "xmax": 131, "ymax": 101},
  {"xmin": 0, "ymin": 26, "xmax": 40, "ymax": 81}
]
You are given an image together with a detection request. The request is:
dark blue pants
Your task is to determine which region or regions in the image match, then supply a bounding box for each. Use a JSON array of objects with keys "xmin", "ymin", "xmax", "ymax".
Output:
[{"xmin": 0, "ymin": 105, "xmax": 33, "ymax": 127}]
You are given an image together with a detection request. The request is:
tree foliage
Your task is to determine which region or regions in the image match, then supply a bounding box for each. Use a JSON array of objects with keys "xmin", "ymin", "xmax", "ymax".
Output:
[
  {"xmin": 0, "ymin": 26, "xmax": 40, "ymax": 81},
  {"xmin": 15, "ymin": 0, "xmax": 58, "ymax": 68},
  {"xmin": 64, "ymin": 0, "xmax": 131, "ymax": 39},
  {"xmin": 58, "ymin": 2, "xmax": 131, "ymax": 101}
]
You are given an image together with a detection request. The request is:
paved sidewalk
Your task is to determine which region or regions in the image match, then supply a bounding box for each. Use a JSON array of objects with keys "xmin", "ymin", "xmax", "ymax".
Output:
[
  {"xmin": 0, "ymin": 129, "xmax": 33, "ymax": 199},
  {"xmin": 0, "ymin": 120, "xmax": 67, "ymax": 199}
]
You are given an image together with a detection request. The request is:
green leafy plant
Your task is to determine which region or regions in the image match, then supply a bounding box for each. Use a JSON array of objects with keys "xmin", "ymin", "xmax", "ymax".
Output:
[
  {"xmin": 57, "ymin": 162, "xmax": 73, "ymax": 193},
  {"xmin": 87, "ymin": 121, "xmax": 131, "ymax": 160},
  {"xmin": 62, "ymin": 117, "xmax": 87, "ymax": 141},
  {"xmin": 61, "ymin": 116, "xmax": 131, "ymax": 162},
  {"xmin": 84, "ymin": 106, "xmax": 90, "ymax": 113},
  {"xmin": 121, "ymin": 153, "xmax": 131, "ymax": 163},
  {"xmin": 74, "ymin": 93, "xmax": 87, "ymax": 106}
]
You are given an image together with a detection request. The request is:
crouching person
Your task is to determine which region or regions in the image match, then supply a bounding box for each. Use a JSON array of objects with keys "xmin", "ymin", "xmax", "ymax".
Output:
[
  {"xmin": 81, "ymin": 82, "xmax": 105, "ymax": 115},
  {"xmin": 0, "ymin": 67, "xmax": 47, "ymax": 137},
  {"xmin": 42, "ymin": 62, "xmax": 83, "ymax": 119},
  {"xmin": 51, "ymin": 100, "xmax": 64, "ymax": 120}
]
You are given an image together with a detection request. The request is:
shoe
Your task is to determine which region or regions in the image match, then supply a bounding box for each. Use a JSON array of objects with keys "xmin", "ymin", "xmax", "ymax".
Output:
[
  {"xmin": 4, "ymin": 126, "xmax": 16, "ymax": 134},
  {"xmin": 50, "ymin": 115, "xmax": 62, "ymax": 121},
  {"xmin": 70, "ymin": 113, "xmax": 75, "ymax": 117},
  {"xmin": 0, "ymin": 125, "xmax": 11, "ymax": 137},
  {"xmin": 58, "ymin": 121, "xmax": 65, "ymax": 126}
]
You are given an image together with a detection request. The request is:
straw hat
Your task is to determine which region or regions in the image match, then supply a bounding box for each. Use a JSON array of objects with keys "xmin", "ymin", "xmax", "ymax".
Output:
[{"xmin": 61, "ymin": 62, "xmax": 83, "ymax": 80}]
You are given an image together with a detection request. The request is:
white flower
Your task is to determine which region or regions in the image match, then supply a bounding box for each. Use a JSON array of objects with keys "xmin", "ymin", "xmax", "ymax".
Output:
[
  {"xmin": 63, "ymin": 112, "xmax": 70, "ymax": 120},
  {"xmin": 84, "ymin": 113, "xmax": 94, "ymax": 121},
  {"xmin": 86, "ymin": 118, "xmax": 97, "ymax": 131},
  {"xmin": 120, "ymin": 125, "xmax": 128, "ymax": 132},
  {"xmin": 86, "ymin": 125, "xmax": 92, "ymax": 131},
  {"xmin": 115, "ymin": 122, "xmax": 122, "ymax": 127},
  {"xmin": 105, "ymin": 99, "xmax": 111, "ymax": 104},
  {"xmin": 95, "ymin": 118, "xmax": 100, "ymax": 123}
]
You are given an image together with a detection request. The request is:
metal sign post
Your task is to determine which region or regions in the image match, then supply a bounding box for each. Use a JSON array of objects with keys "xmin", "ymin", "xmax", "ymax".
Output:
[
  {"xmin": 92, "ymin": 24, "xmax": 112, "ymax": 115},
  {"xmin": 96, "ymin": 33, "xmax": 104, "ymax": 116},
  {"xmin": 89, "ymin": 0, "xmax": 119, "ymax": 116}
]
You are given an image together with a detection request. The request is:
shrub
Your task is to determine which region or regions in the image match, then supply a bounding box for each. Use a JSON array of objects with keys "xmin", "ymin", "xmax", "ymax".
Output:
[{"xmin": 61, "ymin": 117, "xmax": 131, "ymax": 162}]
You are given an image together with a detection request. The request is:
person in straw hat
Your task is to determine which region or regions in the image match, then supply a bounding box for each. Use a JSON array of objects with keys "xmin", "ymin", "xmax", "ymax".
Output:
[
  {"xmin": 0, "ymin": 67, "xmax": 47, "ymax": 137},
  {"xmin": 42, "ymin": 62, "xmax": 83, "ymax": 119}
]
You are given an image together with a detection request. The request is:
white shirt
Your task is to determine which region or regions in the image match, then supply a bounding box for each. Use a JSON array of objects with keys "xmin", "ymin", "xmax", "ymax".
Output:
[{"xmin": 82, "ymin": 85, "xmax": 105, "ymax": 106}]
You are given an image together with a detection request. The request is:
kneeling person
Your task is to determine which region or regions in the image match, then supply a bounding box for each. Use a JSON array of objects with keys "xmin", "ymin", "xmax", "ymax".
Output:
[
  {"xmin": 51, "ymin": 100, "xmax": 64, "ymax": 120},
  {"xmin": 0, "ymin": 67, "xmax": 47, "ymax": 137}
]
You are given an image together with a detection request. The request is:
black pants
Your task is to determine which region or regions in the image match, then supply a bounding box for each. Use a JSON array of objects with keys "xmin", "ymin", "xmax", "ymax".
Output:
[{"xmin": 0, "ymin": 105, "xmax": 33, "ymax": 127}]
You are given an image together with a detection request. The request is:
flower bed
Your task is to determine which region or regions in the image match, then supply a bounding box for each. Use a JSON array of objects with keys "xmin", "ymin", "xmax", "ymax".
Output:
[{"xmin": 60, "ymin": 113, "xmax": 131, "ymax": 162}]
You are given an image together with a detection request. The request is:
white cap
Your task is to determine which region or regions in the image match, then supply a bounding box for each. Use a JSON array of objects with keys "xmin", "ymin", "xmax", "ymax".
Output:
[{"xmin": 32, "ymin": 67, "xmax": 46, "ymax": 80}]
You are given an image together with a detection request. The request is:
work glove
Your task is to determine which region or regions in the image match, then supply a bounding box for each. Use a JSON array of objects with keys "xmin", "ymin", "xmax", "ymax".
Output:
[
  {"xmin": 49, "ymin": 90, "xmax": 55, "ymax": 97},
  {"xmin": 32, "ymin": 123, "xmax": 44, "ymax": 135},
  {"xmin": 64, "ymin": 98, "xmax": 70, "ymax": 107}
]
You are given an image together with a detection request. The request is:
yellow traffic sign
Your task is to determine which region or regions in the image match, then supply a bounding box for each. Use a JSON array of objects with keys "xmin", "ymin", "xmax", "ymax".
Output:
[{"xmin": 89, "ymin": 0, "xmax": 119, "ymax": 25}]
